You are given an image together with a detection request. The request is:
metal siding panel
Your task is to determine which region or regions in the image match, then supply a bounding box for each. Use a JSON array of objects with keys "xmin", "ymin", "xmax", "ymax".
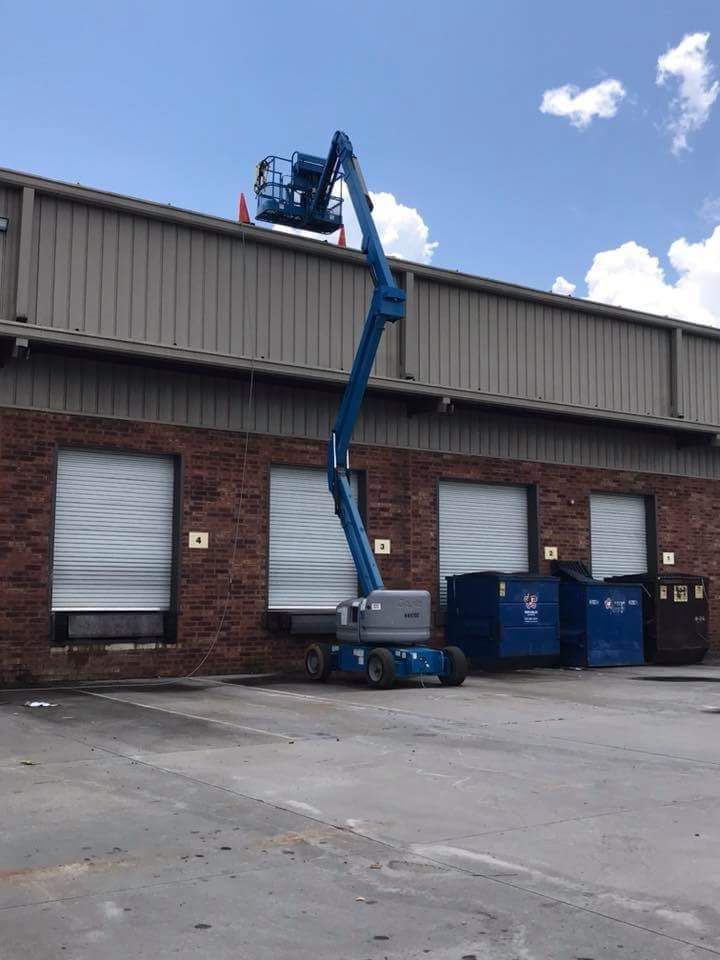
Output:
[
  {"xmin": 343, "ymin": 261, "xmax": 358, "ymax": 373},
  {"xmin": 267, "ymin": 246, "xmax": 283, "ymax": 362},
  {"xmin": 68, "ymin": 204, "xmax": 88, "ymax": 332},
  {"xmin": 329, "ymin": 259, "xmax": 343, "ymax": 371},
  {"xmin": 173, "ymin": 226, "xmax": 191, "ymax": 348},
  {"xmin": 144, "ymin": 371, "xmax": 160, "ymax": 423},
  {"xmin": 52, "ymin": 449, "xmax": 175, "ymax": 611},
  {"xmin": 424, "ymin": 280, "xmax": 439, "ymax": 383},
  {"xmin": 130, "ymin": 217, "xmax": 149, "ymax": 341},
  {"xmin": 684, "ymin": 336, "xmax": 703, "ymax": 422},
  {"xmin": 5, "ymin": 353, "xmax": 720, "ymax": 479},
  {"xmin": 144, "ymin": 219, "xmax": 163, "ymax": 342},
  {"xmin": 160, "ymin": 223, "xmax": 177, "ymax": 348},
  {"xmin": 116, "ymin": 213, "xmax": 134, "ymax": 341},
  {"xmin": 446, "ymin": 286, "xmax": 458, "ymax": 387},
  {"xmin": 459, "ymin": 289, "xmax": 470, "ymax": 390},
  {"xmin": 495, "ymin": 296, "xmax": 508, "ymax": 396},
  {"xmin": 35, "ymin": 196, "xmax": 57, "ymax": 326},
  {"xmin": 99, "ymin": 210, "xmax": 118, "ymax": 336},
  {"xmin": 417, "ymin": 276, "xmax": 431, "ymax": 384},
  {"xmin": 241, "ymin": 239, "xmax": 258, "ymax": 357},
  {"xmin": 0, "ymin": 186, "xmax": 21, "ymax": 320},
  {"xmin": 255, "ymin": 244, "xmax": 271, "ymax": 360},
  {"xmin": 187, "ymin": 229, "xmax": 204, "ymax": 350},
  {"xmin": 203, "ymin": 232, "xmax": 219, "ymax": 353},
  {"xmin": 316, "ymin": 258, "xmax": 331, "ymax": 368},
  {"xmin": 303, "ymin": 253, "xmax": 319, "ymax": 368},
  {"xmin": 687, "ymin": 334, "xmax": 720, "ymax": 423},
  {"xmin": 79, "ymin": 360, "xmax": 99, "ymax": 415},
  {"xmin": 577, "ymin": 312, "xmax": 589, "ymax": 406},
  {"xmin": 216, "ymin": 235, "xmax": 232, "ymax": 356},
  {"xmin": 228, "ymin": 237, "xmax": 243, "ymax": 356},
  {"xmin": 467, "ymin": 287, "xmax": 479, "ymax": 391},
  {"xmin": 81, "ymin": 206, "xmax": 103, "ymax": 335},
  {"xmin": 507, "ymin": 297, "xmax": 519, "ymax": 397},
  {"xmin": 51, "ymin": 200, "xmax": 72, "ymax": 329},
  {"xmin": 292, "ymin": 252, "xmax": 308, "ymax": 366}
]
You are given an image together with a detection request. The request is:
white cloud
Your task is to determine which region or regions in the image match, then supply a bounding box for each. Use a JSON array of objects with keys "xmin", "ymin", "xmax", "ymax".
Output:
[
  {"xmin": 272, "ymin": 191, "xmax": 438, "ymax": 265},
  {"xmin": 584, "ymin": 227, "xmax": 720, "ymax": 327},
  {"xmin": 700, "ymin": 196, "xmax": 720, "ymax": 223},
  {"xmin": 656, "ymin": 32, "xmax": 719, "ymax": 153},
  {"xmin": 540, "ymin": 78, "xmax": 626, "ymax": 129},
  {"xmin": 551, "ymin": 275, "xmax": 576, "ymax": 296}
]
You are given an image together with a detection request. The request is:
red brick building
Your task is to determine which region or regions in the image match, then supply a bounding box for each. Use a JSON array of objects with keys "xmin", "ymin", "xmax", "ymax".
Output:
[{"xmin": 1, "ymin": 169, "xmax": 718, "ymax": 684}]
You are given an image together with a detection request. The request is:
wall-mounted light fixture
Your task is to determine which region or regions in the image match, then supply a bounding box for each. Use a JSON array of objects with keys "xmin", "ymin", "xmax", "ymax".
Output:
[{"xmin": 0, "ymin": 216, "xmax": 8, "ymax": 233}]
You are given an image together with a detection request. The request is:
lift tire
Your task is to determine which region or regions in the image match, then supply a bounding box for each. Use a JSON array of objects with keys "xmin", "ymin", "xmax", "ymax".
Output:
[
  {"xmin": 305, "ymin": 643, "xmax": 333, "ymax": 682},
  {"xmin": 366, "ymin": 648, "xmax": 396, "ymax": 690},
  {"xmin": 439, "ymin": 646, "xmax": 468, "ymax": 686}
]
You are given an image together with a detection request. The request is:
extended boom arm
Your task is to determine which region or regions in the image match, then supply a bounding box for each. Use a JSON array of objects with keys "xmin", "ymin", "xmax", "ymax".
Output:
[{"xmin": 320, "ymin": 132, "xmax": 406, "ymax": 595}]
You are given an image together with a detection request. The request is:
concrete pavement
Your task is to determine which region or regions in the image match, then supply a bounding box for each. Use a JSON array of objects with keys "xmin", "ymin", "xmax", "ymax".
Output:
[{"xmin": 2, "ymin": 664, "xmax": 720, "ymax": 959}]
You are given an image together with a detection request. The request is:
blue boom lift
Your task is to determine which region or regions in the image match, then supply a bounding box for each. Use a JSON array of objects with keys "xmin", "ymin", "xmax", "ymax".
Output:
[{"xmin": 254, "ymin": 131, "xmax": 467, "ymax": 689}]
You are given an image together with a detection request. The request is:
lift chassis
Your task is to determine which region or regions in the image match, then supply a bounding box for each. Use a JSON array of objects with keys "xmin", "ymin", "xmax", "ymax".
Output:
[{"xmin": 254, "ymin": 132, "xmax": 467, "ymax": 689}]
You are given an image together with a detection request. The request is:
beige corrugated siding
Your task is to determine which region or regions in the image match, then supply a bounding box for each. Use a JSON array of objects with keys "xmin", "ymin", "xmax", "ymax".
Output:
[
  {"xmin": 0, "ymin": 172, "xmax": 719, "ymax": 432},
  {"xmin": 2, "ymin": 354, "xmax": 719, "ymax": 480},
  {"xmin": 0, "ymin": 185, "xmax": 21, "ymax": 320}
]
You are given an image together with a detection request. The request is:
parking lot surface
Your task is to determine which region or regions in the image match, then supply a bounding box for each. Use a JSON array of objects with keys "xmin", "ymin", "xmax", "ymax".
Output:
[{"xmin": 2, "ymin": 664, "xmax": 720, "ymax": 959}]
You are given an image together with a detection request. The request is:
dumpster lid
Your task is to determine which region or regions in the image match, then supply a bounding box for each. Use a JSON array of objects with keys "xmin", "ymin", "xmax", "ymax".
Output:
[
  {"xmin": 446, "ymin": 570, "xmax": 557, "ymax": 582},
  {"xmin": 607, "ymin": 573, "xmax": 705, "ymax": 585},
  {"xmin": 551, "ymin": 560, "xmax": 599, "ymax": 584}
]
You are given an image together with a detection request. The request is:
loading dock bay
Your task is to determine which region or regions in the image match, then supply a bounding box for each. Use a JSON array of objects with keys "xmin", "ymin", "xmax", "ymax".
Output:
[{"xmin": 3, "ymin": 666, "xmax": 720, "ymax": 959}]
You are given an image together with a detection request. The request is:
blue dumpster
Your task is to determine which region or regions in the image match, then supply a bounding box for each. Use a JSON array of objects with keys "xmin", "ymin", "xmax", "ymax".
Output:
[
  {"xmin": 445, "ymin": 572, "xmax": 559, "ymax": 669},
  {"xmin": 554, "ymin": 562, "xmax": 644, "ymax": 667}
]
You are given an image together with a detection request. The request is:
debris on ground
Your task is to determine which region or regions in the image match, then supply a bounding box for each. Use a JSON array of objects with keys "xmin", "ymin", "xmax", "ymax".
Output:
[{"xmin": 24, "ymin": 701, "xmax": 57, "ymax": 708}]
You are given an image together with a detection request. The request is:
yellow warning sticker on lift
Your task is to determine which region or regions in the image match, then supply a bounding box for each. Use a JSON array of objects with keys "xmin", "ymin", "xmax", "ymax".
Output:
[
  {"xmin": 499, "ymin": 581, "xmax": 506, "ymax": 597},
  {"xmin": 674, "ymin": 584, "xmax": 689, "ymax": 603},
  {"xmin": 695, "ymin": 584, "xmax": 705, "ymax": 599},
  {"xmin": 660, "ymin": 585, "xmax": 668, "ymax": 600}
]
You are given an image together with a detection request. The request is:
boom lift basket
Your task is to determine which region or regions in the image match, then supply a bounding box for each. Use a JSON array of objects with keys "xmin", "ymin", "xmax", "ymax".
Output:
[{"xmin": 254, "ymin": 153, "xmax": 344, "ymax": 234}]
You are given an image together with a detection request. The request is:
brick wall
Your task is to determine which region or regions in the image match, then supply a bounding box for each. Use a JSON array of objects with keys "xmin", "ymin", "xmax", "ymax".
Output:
[{"xmin": 1, "ymin": 407, "xmax": 717, "ymax": 685}]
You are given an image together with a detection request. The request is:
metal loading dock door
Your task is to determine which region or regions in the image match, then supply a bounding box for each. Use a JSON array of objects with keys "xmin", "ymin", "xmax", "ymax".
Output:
[
  {"xmin": 438, "ymin": 481, "xmax": 529, "ymax": 604},
  {"xmin": 268, "ymin": 466, "xmax": 359, "ymax": 610},
  {"xmin": 590, "ymin": 492, "xmax": 648, "ymax": 580},
  {"xmin": 51, "ymin": 449, "xmax": 175, "ymax": 611}
]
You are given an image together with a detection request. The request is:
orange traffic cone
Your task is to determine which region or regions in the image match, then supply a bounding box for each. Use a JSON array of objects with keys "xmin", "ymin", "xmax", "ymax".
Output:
[
  {"xmin": 237, "ymin": 193, "xmax": 250, "ymax": 224},
  {"xmin": 337, "ymin": 225, "xmax": 347, "ymax": 247}
]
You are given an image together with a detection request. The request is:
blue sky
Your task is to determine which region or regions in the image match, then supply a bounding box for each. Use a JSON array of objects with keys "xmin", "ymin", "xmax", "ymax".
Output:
[{"xmin": 1, "ymin": 1, "xmax": 719, "ymax": 322}]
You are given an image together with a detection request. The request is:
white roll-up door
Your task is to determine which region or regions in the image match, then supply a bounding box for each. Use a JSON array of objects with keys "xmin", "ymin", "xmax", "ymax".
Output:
[
  {"xmin": 438, "ymin": 481, "xmax": 529, "ymax": 603},
  {"xmin": 590, "ymin": 492, "xmax": 648, "ymax": 579},
  {"xmin": 52, "ymin": 449, "xmax": 175, "ymax": 611},
  {"xmin": 269, "ymin": 466, "xmax": 358, "ymax": 610}
]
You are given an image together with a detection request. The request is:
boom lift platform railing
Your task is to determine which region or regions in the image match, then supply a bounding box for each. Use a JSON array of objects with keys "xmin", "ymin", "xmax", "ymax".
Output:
[{"xmin": 254, "ymin": 131, "xmax": 466, "ymax": 689}]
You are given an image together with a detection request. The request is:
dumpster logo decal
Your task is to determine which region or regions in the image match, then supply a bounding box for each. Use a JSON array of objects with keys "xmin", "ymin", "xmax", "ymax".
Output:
[
  {"xmin": 604, "ymin": 597, "xmax": 626, "ymax": 614},
  {"xmin": 523, "ymin": 593, "xmax": 539, "ymax": 623},
  {"xmin": 674, "ymin": 584, "xmax": 689, "ymax": 603}
]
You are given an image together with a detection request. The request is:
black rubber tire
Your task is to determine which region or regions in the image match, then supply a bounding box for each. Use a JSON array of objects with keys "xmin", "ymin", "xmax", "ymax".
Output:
[
  {"xmin": 305, "ymin": 643, "xmax": 333, "ymax": 682},
  {"xmin": 366, "ymin": 648, "xmax": 396, "ymax": 689},
  {"xmin": 439, "ymin": 646, "xmax": 468, "ymax": 686}
]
